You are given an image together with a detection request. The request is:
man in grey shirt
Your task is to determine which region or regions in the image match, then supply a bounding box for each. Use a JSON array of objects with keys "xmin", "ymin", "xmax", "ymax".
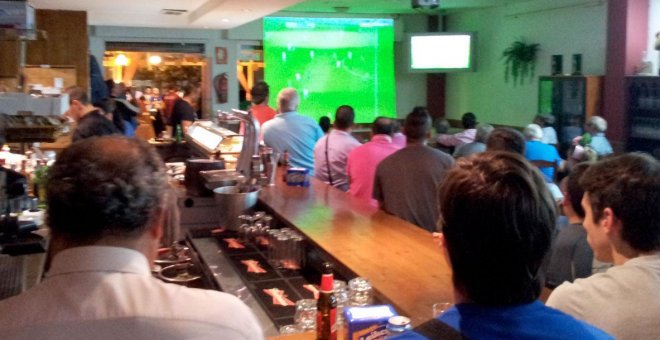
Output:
[
  {"xmin": 547, "ymin": 153, "xmax": 660, "ymax": 339},
  {"xmin": 545, "ymin": 163, "xmax": 593, "ymax": 288},
  {"xmin": 373, "ymin": 109, "xmax": 454, "ymax": 232}
]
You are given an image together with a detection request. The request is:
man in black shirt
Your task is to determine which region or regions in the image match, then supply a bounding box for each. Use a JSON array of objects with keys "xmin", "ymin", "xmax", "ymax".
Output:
[
  {"xmin": 66, "ymin": 86, "xmax": 120, "ymax": 141},
  {"xmin": 167, "ymin": 85, "xmax": 199, "ymax": 137}
]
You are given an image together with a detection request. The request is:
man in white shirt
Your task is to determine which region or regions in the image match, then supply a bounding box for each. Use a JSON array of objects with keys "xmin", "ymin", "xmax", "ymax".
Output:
[
  {"xmin": 314, "ymin": 105, "xmax": 361, "ymax": 191},
  {"xmin": 0, "ymin": 136, "xmax": 263, "ymax": 340},
  {"xmin": 547, "ymin": 153, "xmax": 660, "ymax": 340}
]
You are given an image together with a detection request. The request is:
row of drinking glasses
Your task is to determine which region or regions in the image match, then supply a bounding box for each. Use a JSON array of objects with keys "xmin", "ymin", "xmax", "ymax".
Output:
[
  {"xmin": 280, "ymin": 277, "xmax": 373, "ymax": 334},
  {"xmin": 238, "ymin": 212, "xmax": 272, "ymax": 245},
  {"xmin": 267, "ymin": 228, "xmax": 305, "ymax": 270}
]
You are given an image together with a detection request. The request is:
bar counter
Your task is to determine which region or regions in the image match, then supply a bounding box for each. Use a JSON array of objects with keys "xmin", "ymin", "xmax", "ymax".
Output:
[{"xmin": 257, "ymin": 171, "xmax": 453, "ymax": 326}]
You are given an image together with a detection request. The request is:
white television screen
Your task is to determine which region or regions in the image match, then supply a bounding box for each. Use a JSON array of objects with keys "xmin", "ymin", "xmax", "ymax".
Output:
[{"xmin": 408, "ymin": 33, "xmax": 475, "ymax": 72}]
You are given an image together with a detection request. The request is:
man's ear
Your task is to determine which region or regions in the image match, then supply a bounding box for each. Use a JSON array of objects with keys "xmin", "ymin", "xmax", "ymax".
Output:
[
  {"xmin": 148, "ymin": 208, "xmax": 165, "ymax": 241},
  {"xmin": 601, "ymin": 207, "xmax": 621, "ymax": 236}
]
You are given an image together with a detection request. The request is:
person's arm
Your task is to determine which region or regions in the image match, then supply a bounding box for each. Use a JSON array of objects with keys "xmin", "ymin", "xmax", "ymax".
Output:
[{"xmin": 181, "ymin": 120, "xmax": 193, "ymax": 134}]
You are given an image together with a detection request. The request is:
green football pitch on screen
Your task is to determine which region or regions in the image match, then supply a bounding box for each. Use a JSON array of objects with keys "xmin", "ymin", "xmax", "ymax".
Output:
[{"xmin": 263, "ymin": 17, "xmax": 396, "ymax": 124}]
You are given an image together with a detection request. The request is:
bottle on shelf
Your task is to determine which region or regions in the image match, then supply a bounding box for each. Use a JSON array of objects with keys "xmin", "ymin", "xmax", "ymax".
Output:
[{"xmin": 317, "ymin": 262, "xmax": 338, "ymax": 340}]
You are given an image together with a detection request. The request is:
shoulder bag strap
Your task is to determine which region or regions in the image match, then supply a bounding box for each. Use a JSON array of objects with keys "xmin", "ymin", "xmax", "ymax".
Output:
[{"xmin": 325, "ymin": 133, "xmax": 333, "ymax": 185}]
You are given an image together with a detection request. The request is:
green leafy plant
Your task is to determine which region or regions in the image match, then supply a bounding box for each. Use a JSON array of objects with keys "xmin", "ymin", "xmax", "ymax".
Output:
[{"xmin": 502, "ymin": 39, "xmax": 540, "ymax": 85}]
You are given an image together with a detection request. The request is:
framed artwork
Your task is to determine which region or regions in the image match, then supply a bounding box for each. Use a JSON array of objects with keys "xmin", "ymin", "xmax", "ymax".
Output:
[{"xmin": 215, "ymin": 47, "xmax": 228, "ymax": 65}]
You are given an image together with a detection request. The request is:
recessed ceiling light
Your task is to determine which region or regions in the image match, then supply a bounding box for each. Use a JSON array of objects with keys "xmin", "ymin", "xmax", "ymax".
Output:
[
  {"xmin": 221, "ymin": 18, "xmax": 230, "ymax": 22},
  {"xmin": 161, "ymin": 9, "xmax": 188, "ymax": 15}
]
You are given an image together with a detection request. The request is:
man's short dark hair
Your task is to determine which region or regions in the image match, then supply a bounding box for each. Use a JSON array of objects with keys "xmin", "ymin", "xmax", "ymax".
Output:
[
  {"xmin": 47, "ymin": 136, "xmax": 169, "ymax": 244},
  {"xmin": 486, "ymin": 127, "xmax": 526, "ymax": 155},
  {"xmin": 334, "ymin": 105, "xmax": 355, "ymax": 130},
  {"xmin": 580, "ymin": 153, "xmax": 660, "ymax": 252},
  {"xmin": 251, "ymin": 81, "xmax": 270, "ymax": 105},
  {"xmin": 404, "ymin": 109, "xmax": 431, "ymax": 142},
  {"xmin": 438, "ymin": 151, "xmax": 556, "ymax": 305},
  {"xmin": 183, "ymin": 85, "xmax": 198, "ymax": 97},
  {"xmin": 67, "ymin": 86, "xmax": 90, "ymax": 105},
  {"xmin": 319, "ymin": 116, "xmax": 331, "ymax": 133},
  {"xmin": 565, "ymin": 162, "xmax": 590, "ymax": 218},
  {"xmin": 461, "ymin": 112, "xmax": 477, "ymax": 129},
  {"xmin": 372, "ymin": 117, "xmax": 394, "ymax": 136}
]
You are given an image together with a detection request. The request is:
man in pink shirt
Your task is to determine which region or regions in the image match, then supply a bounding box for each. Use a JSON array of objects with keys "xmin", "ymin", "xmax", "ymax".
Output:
[
  {"xmin": 346, "ymin": 117, "xmax": 402, "ymax": 206},
  {"xmin": 436, "ymin": 112, "xmax": 477, "ymax": 147}
]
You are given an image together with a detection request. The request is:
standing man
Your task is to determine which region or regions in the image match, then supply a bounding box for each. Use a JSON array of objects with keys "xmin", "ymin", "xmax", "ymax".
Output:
[
  {"xmin": 313, "ymin": 105, "xmax": 361, "ymax": 192},
  {"xmin": 547, "ymin": 153, "xmax": 660, "ymax": 339},
  {"xmin": 0, "ymin": 136, "xmax": 263, "ymax": 339},
  {"xmin": 373, "ymin": 109, "xmax": 454, "ymax": 232},
  {"xmin": 66, "ymin": 86, "xmax": 120, "ymax": 141},
  {"xmin": 249, "ymin": 81, "xmax": 276, "ymax": 126},
  {"xmin": 167, "ymin": 85, "xmax": 199, "ymax": 136},
  {"xmin": 262, "ymin": 88, "xmax": 324, "ymax": 175},
  {"xmin": 393, "ymin": 152, "xmax": 610, "ymax": 339},
  {"xmin": 346, "ymin": 117, "xmax": 401, "ymax": 206}
]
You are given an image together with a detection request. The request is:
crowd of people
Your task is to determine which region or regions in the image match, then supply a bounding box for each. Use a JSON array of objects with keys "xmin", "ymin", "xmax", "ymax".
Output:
[
  {"xmin": 64, "ymin": 81, "xmax": 201, "ymax": 143},
  {"xmin": 0, "ymin": 81, "xmax": 658, "ymax": 339}
]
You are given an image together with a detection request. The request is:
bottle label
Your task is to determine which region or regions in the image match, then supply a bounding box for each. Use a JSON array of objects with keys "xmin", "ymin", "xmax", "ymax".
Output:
[{"xmin": 317, "ymin": 308, "xmax": 337, "ymax": 340}]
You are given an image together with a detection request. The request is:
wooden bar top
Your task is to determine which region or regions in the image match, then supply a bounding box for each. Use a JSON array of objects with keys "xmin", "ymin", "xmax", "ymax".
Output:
[{"xmin": 258, "ymin": 170, "xmax": 454, "ymax": 326}]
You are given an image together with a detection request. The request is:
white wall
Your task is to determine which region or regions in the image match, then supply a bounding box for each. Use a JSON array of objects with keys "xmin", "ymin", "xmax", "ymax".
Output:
[
  {"xmin": 648, "ymin": 0, "xmax": 660, "ymax": 74},
  {"xmin": 89, "ymin": 26, "xmax": 237, "ymax": 115},
  {"xmin": 444, "ymin": 0, "xmax": 608, "ymax": 127}
]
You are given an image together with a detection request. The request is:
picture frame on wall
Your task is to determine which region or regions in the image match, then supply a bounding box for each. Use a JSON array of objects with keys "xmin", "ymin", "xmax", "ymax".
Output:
[{"xmin": 215, "ymin": 47, "xmax": 228, "ymax": 65}]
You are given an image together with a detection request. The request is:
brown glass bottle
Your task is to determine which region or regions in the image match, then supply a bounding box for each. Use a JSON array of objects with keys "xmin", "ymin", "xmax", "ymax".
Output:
[{"xmin": 317, "ymin": 262, "xmax": 338, "ymax": 340}]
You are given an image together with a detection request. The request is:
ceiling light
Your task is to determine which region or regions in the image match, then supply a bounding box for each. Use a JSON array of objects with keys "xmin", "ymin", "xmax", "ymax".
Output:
[
  {"xmin": 221, "ymin": 18, "xmax": 230, "ymax": 22},
  {"xmin": 161, "ymin": 9, "xmax": 188, "ymax": 15},
  {"xmin": 148, "ymin": 55, "xmax": 162, "ymax": 65},
  {"xmin": 114, "ymin": 53, "xmax": 129, "ymax": 66}
]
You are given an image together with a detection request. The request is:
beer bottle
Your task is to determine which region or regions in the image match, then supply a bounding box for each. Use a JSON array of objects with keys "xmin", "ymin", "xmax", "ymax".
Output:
[{"xmin": 317, "ymin": 262, "xmax": 338, "ymax": 340}]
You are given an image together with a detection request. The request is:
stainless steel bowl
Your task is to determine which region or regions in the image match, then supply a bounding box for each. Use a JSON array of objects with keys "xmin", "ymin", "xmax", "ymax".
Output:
[{"xmin": 158, "ymin": 263, "xmax": 202, "ymax": 285}]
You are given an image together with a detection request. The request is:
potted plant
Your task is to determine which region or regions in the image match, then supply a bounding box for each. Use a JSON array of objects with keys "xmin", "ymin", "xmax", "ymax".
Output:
[{"xmin": 502, "ymin": 39, "xmax": 540, "ymax": 85}]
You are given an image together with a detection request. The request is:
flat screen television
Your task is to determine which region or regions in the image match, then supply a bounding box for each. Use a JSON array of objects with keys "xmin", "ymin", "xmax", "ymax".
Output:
[{"xmin": 408, "ymin": 32, "xmax": 475, "ymax": 72}]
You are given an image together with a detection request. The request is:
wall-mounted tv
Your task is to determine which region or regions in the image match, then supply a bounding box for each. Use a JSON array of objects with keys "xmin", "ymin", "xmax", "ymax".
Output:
[{"xmin": 408, "ymin": 32, "xmax": 476, "ymax": 72}]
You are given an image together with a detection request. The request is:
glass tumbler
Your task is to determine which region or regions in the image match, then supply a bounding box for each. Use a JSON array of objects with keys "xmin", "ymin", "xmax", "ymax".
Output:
[
  {"xmin": 294, "ymin": 299, "xmax": 317, "ymax": 331},
  {"xmin": 348, "ymin": 277, "xmax": 373, "ymax": 306}
]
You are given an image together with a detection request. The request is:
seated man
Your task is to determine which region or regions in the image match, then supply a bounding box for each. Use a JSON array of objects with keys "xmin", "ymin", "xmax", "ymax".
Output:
[
  {"xmin": 435, "ymin": 112, "xmax": 477, "ymax": 147},
  {"xmin": 523, "ymin": 123, "xmax": 563, "ymax": 182},
  {"xmin": 249, "ymin": 81, "xmax": 276, "ymax": 127},
  {"xmin": 393, "ymin": 152, "xmax": 611, "ymax": 339},
  {"xmin": 545, "ymin": 163, "xmax": 594, "ymax": 288},
  {"xmin": 453, "ymin": 123, "xmax": 493, "ymax": 158},
  {"xmin": 485, "ymin": 127, "xmax": 526, "ymax": 154},
  {"xmin": 263, "ymin": 88, "xmax": 324, "ymax": 175},
  {"xmin": 583, "ymin": 116, "xmax": 613, "ymax": 157},
  {"xmin": 313, "ymin": 105, "xmax": 361, "ymax": 192},
  {"xmin": 534, "ymin": 114, "xmax": 558, "ymax": 146},
  {"xmin": 0, "ymin": 136, "xmax": 263, "ymax": 339},
  {"xmin": 373, "ymin": 109, "xmax": 454, "ymax": 232},
  {"xmin": 347, "ymin": 117, "xmax": 401, "ymax": 206},
  {"xmin": 547, "ymin": 153, "xmax": 660, "ymax": 339}
]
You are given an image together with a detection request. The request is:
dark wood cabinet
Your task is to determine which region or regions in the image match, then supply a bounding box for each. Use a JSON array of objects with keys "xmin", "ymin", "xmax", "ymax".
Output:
[
  {"xmin": 538, "ymin": 75, "xmax": 603, "ymax": 153},
  {"xmin": 626, "ymin": 76, "xmax": 660, "ymax": 159}
]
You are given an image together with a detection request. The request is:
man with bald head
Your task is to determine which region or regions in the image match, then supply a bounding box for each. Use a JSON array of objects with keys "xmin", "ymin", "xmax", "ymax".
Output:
[
  {"xmin": 347, "ymin": 116, "xmax": 401, "ymax": 206},
  {"xmin": 0, "ymin": 136, "xmax": 263, "ymax": 339},
  {"xmin": 262, "ymin": 88, "xmax": 324, "ymax": 175}
]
